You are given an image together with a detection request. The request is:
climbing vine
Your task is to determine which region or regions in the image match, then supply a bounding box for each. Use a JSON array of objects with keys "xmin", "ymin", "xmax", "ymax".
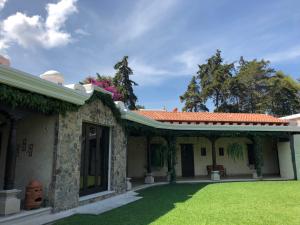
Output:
[
  {"xmin": 166, "ymin": 135, "xmax": 177, "ymax": 183},
  {"xmin": 0, "ymin": 84, "xmax": 79, "ymax": 114},
  {"xmin": 86, "ymin": 91, "xmax": 122, "ymax": 123},
  {"xmin": 0, "ymin": 84, "xmax": 122, "ymax": 124}
]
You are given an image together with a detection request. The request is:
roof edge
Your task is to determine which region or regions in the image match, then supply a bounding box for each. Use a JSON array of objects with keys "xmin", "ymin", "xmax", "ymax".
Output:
[
  {"xmin": 0, "ymin": 65, "xmax": 89, "ymax": 105},
  {"xmin": 121, "ymin": 109, "xmax": 300, "ymax": 132}
]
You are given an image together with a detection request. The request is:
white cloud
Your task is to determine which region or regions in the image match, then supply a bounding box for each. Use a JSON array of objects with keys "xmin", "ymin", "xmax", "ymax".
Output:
[
  {"xmin": 130, "ymin": 58, "xmax": 190, "ymax": 86},
  {"xmin": 119, "ymin": 0, "xmax": 178, "ymax": 42},
  {"xmin": 0, "ymin": 0, "xmax": 7, "ymax": 11},
  {"xmin": 263, "ymin": 46, "xmax": 300, "ymax": 63},
  {"xmin": 174, "ymin": 49, "xmax": 208, "ymax": 74},
  {"xmin": 75, "ymin": 28, "xmax": 90, "ymax": 36},
  {"xmin": 0, "ymin": 0, "xmax": 77, "ymax": 53}
]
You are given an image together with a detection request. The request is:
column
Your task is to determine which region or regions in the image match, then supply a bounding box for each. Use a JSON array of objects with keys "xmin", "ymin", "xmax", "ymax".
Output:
[
  {"xmin": 4, "ymin": 118, "xmax": 17, "ymax": 190},
  {"xmin": 145, "ymin": 135, "xmax": 154, "ymax": 184}
]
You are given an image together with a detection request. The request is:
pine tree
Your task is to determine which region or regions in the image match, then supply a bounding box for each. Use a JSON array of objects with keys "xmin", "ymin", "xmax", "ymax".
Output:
[
  {"xmin": 196, "ymin": 50, "xmax": 234, "ymax": 112},
  {"xmin": 113, "ymin": 56, "xmax": 138, "ymax": 110},
  {"xmin": 180, "ymin": 76, "xmax": 208, "ymax": 112}
]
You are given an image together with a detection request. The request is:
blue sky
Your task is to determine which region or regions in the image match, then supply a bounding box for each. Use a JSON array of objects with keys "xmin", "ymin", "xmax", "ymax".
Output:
[{"xmin": 0, "ymin": 0, "xmax": 300, "ymax": 111}]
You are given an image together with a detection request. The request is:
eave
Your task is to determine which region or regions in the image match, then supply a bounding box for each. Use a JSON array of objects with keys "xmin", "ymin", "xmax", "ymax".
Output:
[
  {"xmin": 122, "ymin": 110, "xmax": 300, "ymax": 133},
  {"xmin": 0, "ymin": 65, "xmax": 89, "ymax": 105}
]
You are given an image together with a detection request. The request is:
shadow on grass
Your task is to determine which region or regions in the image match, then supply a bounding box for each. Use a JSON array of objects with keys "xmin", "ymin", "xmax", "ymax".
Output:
[{"xmin": 55, "ymin": 183, "xmax": 208, "ymax": 225}]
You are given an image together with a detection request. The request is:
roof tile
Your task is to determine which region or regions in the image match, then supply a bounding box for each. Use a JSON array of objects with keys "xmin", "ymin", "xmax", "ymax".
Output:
[{"xmin": 135, "ymin": 111, "xmax": 288, "ymax": 125}]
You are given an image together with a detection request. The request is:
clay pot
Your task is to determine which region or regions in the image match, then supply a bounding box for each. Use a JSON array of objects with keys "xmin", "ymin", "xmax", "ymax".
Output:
[{"xmin": 25, "ymin": 180, "xmax": 43, "ymax": 210}]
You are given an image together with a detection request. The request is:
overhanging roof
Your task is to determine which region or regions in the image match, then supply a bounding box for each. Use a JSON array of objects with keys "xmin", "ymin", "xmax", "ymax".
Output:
[
  {"xmin": 120, "ymin": 107, "xmax": 300, "ymax": 133},
  {"xmin": 0, "ymin": 65, "xmax": 110, "ymax": 105}
]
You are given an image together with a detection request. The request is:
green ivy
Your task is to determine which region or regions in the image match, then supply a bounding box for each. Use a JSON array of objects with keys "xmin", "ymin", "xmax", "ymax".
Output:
[
  {"xmin": 86, "ymin": 91, "xmax": 122, "ymax": 123},
  {"xmin": 150, "ymin": 144, "xmax": 168, "ymax": 168},
  {"xmin": 0, "ymin": 84, "xmax": 79, "ymax": 114},
  {"xmin": 0, "ymin": 84, "xmax": 122, "ymax": 124},
  {"xmin": 227, "ymin": 143, "xmax": 244, "ymax": 161}
]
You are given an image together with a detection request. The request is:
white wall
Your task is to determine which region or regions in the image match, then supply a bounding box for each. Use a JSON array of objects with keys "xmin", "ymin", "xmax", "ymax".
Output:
[
  {"xmin": 14, "ymin": 114, "xmax": 56, "ymax": 202},
  {"xmin": 277, "ymin": 141, "xmax": 294, "ymax": 179},
  {"xmin": 127, "ymin": 136, "xmax": 168, "ymax": 178},
  {"xmin": 294, "ymin": 134, "xmax": 300, "ymax": 180}
]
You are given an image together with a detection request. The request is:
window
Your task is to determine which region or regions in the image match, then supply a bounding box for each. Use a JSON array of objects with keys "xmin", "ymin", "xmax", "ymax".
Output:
[
  {"xmin": 219, "ymin": 147, "xmax": 224, "ymax": 156},
  {"xmin": 201, "ymin": 147, "xmax": 206, "ymax": 156},
  {"xmin": 80, "ymin": 123, "xmax": 110, "ymax": 196}
]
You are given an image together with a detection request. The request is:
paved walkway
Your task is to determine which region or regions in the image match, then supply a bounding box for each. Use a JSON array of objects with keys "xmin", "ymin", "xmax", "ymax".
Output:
[{"xmin": 2, "ymin": 191, "xmax": 142, "ymax": 225}]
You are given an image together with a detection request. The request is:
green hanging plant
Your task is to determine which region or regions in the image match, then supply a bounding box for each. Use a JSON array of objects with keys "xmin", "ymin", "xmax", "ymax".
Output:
[
  {"xmin": 227, "ymin": 143, "xmax": 244, "ymax": 161},
  {"xmin": 0, "ymin": 83, "xmax": 79, "ymax": 115},
  {"xmin": 151, "ymin": 144, "xmax": 168, "ymax": 168}
]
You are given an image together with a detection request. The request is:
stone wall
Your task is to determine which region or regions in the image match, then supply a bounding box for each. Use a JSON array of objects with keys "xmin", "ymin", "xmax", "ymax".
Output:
[{"xmin": 50, "ymin": 98, "xmax": 126, "ymax": 212}]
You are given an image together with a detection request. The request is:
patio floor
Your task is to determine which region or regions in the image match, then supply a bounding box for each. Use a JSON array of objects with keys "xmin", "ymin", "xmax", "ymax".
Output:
[{"xmin": 131, "ymin": 174, "xmax": 287, "ymax": 190}]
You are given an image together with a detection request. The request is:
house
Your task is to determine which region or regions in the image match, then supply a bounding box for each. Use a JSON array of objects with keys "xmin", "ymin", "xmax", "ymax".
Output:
[
  {"xmin": 0, "ymin": 65, "xmax": 127, "ymax": 217},
  {"xmin": 281, "ymin": 114, "xmax": 300, "ymax": 126},
  {"xmin": 124, "ymin": 110, "xmax": 300, "ymax": 184},
  {"xmin": 0, "ymin": 63, "xmax": 300, "ymax": 223}
]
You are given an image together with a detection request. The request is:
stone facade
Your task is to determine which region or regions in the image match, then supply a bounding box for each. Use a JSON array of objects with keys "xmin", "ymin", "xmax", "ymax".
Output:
[{"xmin": 50, "ymin": 99, "xmax": 126, "ymax": 212}]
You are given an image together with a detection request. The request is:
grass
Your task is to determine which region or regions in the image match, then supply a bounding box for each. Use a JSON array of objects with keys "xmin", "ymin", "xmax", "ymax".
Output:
[{"xmin": 55, "ymin": 181, "xmax": 300, "ymax": 225}]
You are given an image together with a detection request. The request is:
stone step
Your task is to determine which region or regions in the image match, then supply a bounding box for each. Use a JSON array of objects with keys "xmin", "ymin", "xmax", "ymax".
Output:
[{"xmin": 0, "ymin": 207, "xmax": 52, "ymax": 225}]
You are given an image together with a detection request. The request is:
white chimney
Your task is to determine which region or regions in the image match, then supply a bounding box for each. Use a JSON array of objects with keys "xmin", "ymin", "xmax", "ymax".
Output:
[
  {"xmin": 0, "ymin": 55, "xmax": 10, "ymax": 66},
  {"xmin": 40, "ymin": 70, "xmax": 64, "ymax": 85}
]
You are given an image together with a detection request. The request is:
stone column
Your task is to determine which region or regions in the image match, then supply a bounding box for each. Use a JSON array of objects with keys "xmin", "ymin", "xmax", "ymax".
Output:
[
  {"xmin": 210, "ymin": 136, "xmax": 220, "ymax": 181},
  {"xmin": 145, "ymin": 136, "xmax": 154, "ymax": 184}
]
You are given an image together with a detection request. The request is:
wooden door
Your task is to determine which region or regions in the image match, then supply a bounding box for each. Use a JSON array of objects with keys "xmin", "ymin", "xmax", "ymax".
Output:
[
  {"xmin": 181, "ymin": 144, "xmax": 195, "ymax": 177},
  {"xmin": 80, "ymin": 123, "xmax": 109, "ymax": 196}
]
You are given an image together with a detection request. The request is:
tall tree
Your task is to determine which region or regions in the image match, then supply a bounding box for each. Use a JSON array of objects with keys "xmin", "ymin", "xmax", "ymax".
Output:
[
  {"xmin": 233, "ymin": 57, "xmax": 274, "ymax": 113},
  {"xmin": 113, "ymin": 56, "xmax": 138, "ymax": 110},
  {"xmin": 180, "ymin": 76, "xmax": 208, "ymax": 112},
  {"xmin": 196, "ymin": 50, "xmax": 234, "ymax": 112},
  {"xmin": 266, "ymin": 71, "xmax": 300, "ymax": 116}
]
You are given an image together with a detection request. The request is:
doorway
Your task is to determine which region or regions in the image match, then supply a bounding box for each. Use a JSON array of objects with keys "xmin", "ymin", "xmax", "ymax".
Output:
[
  {"xmin": 80, "ymin": 123, "xmax": 110, "ymax": 196},
  {"xmin": 181, "ymin": 144, "xmax": 195, "ymax": 177}
]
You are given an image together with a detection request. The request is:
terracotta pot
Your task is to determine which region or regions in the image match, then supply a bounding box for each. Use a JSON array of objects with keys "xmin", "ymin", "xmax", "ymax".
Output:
[{"xmin": 25, "ymin": 180, "xmax": 43, "ymax": 210}]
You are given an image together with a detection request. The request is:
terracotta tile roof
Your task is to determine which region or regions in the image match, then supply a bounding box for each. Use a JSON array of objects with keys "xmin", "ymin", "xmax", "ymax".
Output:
[{"xmin": 135, "ymin": 110, "xmax": 288, "ymax": 125}]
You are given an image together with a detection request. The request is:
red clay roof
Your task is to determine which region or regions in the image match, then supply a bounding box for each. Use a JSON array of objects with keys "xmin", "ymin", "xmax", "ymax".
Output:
[{"xmin": 135, "ymin": 110, "xmax": 288, "ymax": 125}]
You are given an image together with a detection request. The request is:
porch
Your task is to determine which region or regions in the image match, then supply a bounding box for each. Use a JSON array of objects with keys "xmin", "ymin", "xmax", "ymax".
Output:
[
  {"xmin": 0, "ymin": 105, "xmax": 56, "ymax": 216},
  {"xmin": 126, "ymin": 129, "xmax": 295, "ymax": 186}
]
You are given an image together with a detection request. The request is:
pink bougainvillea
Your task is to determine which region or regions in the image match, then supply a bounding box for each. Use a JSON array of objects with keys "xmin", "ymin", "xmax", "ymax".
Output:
[{"xmin": 86, "ymin": 77, "xmax": 123, "ymax": 101}]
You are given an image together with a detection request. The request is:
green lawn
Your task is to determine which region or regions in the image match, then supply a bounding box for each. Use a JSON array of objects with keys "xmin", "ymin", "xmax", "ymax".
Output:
[{"xmin": 56, "ymin": 181, "xmax": 300, "ymax": 225}]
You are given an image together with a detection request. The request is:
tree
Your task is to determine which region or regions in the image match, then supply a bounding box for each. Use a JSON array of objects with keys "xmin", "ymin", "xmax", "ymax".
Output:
[
  {"xmin": 266, "ymin": 71, "xmax": 300, "ymax": 116},
  {"xmin": 196, "ymin": 50, "xmax": 234, "ymax": 112},
  {"xmin": 180, "ymin": 51, "xmax": 300, "ymax": 116},
  {"xmin": 230, "ymin": 57, "xmax": 275, "ymax": 113},
  {"xmin": 180, "ymin": 76, "xmax": 208, "ymax": 112},
  {"xmin": 113, "ymin": 56, "xmax": 138, "ymax": 110}
]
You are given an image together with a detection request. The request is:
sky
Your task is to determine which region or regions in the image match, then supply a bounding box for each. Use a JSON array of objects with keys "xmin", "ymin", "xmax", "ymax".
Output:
[{"xmin": 0, "ymin": 0, "xmax": 300, "ymax": 111}]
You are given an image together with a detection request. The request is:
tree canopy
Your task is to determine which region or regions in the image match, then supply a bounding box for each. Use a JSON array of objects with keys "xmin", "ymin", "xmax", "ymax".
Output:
[
  {"xmin": 113, "ymin": 56, "xmax": 138, "ymax": 110},
  {"xmin": 180, "ymin": 50, "xmax": 300, "ymax": 116}
]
